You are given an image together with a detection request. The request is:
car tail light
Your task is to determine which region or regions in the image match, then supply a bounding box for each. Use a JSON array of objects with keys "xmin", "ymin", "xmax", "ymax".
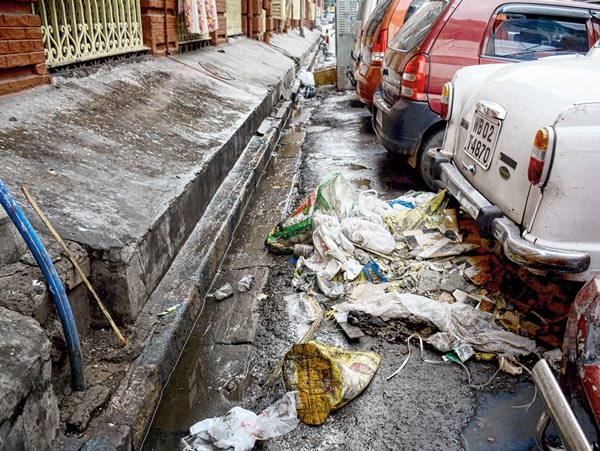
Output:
[
  {"xmin": 528, "ymin": 127, "xmax": 555, "ymax": 187},
  {"xmin": 401, "ymin": 54, "xmax": 430, "ymax": 101},
  {"xmin": 440, "ymin": 82, "xmax": 453, "ymax": 120},
  {"xmin": 371, "ymin": 29, "xmax": 388, "ymax": 66}
]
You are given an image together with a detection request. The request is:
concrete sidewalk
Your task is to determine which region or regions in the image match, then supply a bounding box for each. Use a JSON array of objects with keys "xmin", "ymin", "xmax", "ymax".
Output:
[{"xmin": 0, "ymin": 29, "xmax": 321, "ymax": 451}]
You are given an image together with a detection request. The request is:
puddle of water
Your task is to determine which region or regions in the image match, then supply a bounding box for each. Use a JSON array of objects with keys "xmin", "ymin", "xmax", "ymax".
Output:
[
  {"xmin": 352, "ymin": 178, "xmax": 372, "ymax": 189},
  {"xmin": 462, "ymin": 382, "xmax": 543, "ymax": 451}
]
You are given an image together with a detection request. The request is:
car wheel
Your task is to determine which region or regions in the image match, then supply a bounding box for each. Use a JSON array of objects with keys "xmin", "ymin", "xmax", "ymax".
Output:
[{"xmin": 417, "ymin": 129, "xmax": 444, "ymax": 191}]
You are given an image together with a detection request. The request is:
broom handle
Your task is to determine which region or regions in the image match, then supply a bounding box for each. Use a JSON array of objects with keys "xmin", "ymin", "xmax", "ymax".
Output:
[{"xmin": 22, "ymin": 187, "xmax": 127, "ymax": 347}]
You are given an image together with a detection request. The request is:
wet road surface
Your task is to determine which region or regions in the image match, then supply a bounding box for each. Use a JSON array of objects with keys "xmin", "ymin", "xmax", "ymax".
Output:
[{"xmin": 142, "ymin": 88, "xmax": 549, "ymax": 451}]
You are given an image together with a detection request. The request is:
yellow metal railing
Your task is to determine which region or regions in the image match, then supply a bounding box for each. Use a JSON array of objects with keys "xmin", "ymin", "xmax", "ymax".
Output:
[
  {"xmin": 35, "ymin": 0, "xmax": 145, "ymax": 68},
  {"xmin": 177, "ymin": 12, "xmax": 210, "ymax": 44},
  {"xmin": 225, "ymin": 0, "xmax": 243, "ymax": 36},
  {"xmin": 272, "ymin": 0, "xmax": 285, "ymax": 20},
  {"xmin": 292, "ymin": 0, "xmax": 300, "ymax": 20}
]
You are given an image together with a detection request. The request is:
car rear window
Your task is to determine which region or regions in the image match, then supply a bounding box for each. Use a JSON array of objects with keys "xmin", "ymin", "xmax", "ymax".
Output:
[
  {"xmin": 484, "ymin": 10, "xmax": 590, "ymax": 60},
  {"xmin": 404, "ymin": 0, "xmax": 428, "ymax": 22},
  {"xmin": 364, "ymin": 0, "xmax": 394, "ymax": 38},
  {"xmin": 388, "ymin": 0, "xmax": 448, "ymax": 52}
]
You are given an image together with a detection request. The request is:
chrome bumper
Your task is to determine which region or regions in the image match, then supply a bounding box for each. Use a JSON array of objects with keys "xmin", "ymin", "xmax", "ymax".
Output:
[
  {"xmin": 427, "ymin": 149, "xmax": 591, "ymax": 274},
  {"xmin": 533, "ymin": 359, "xmax": 592, "ymax": 451}
]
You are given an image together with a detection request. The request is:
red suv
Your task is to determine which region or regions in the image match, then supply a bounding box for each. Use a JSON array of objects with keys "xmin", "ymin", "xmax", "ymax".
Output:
[{"xmin": 372, "ymin": 0, "xmax": 600, "ymax": 187}]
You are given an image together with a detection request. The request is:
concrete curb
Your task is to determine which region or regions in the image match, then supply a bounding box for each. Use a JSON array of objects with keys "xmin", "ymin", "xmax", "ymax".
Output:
[{"xmin": 77, "ymin": 37, "xmax": 321, "ymax": 451}]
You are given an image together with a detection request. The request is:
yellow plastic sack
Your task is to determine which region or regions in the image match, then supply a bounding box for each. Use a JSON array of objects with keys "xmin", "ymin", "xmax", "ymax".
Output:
[
  {"xmin": 385, "ymin": 190, "xmax": 448, "ymax": 236},
  {"xmin": 282, "ymin": 342, "xmax": 381, "ymax": 426}
]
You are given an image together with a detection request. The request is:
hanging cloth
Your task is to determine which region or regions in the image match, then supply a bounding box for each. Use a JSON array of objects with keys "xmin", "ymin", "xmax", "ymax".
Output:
[
  {"xmin": 205, "ymin": 0, "xmax": 219, "ymax": 32},
  {"xmin": 179, "ymin": 0, "xmax": 210, "ymax": 34}
]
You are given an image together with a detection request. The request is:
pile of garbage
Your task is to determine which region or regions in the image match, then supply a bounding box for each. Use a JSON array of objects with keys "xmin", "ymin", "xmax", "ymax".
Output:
[
  {"xmin": 265, "ymin": 172, "xmax": 578, "ymax": 352},
  {"xmin": 181, "ymin": 172, "xmax": 580, "ymax": 450}
]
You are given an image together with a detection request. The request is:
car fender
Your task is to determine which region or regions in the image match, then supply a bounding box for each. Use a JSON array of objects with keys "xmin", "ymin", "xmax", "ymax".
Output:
[
  {"xmin": 441, "ymin": 63, "xmax": 511, "ymax": 160},
  {"xmin": 564, "ymin": 275, "xmax": 600, "ymax": 431},
  {"xmin": 522, "ymin": 102, "xmax": 600, "ymax": 281}
]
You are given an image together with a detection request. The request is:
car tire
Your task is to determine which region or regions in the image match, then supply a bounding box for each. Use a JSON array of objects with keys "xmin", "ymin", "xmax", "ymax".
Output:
[{"xmin": 417, "ymin": 129, "xmax": 444, "ymax": 191}]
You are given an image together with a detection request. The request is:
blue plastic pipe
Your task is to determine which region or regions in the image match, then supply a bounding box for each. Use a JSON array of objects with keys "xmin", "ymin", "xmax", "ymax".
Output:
[{"xmin": 0, "ymin": 178, "xmax": 86, "ymax": 391}]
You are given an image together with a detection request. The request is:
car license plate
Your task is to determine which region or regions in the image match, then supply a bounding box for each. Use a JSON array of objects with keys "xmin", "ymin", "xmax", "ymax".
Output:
[
  {"xmin": 463, "ymin": 111, "xmax": 501, "ymax": 170},
  {"xmin": 376, "ymin": 108, "xmax": 383, "ymax": 129}
]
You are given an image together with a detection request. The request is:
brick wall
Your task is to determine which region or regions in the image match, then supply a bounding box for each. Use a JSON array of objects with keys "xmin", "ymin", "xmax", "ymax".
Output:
[
  {"xmin": 140, "ymin": 0, "xmax": 179, "ymax": 57},
  {"xmin": 264, "ymin": 0, "xmax": 271, "ymax": 43},
  {"xmin": 210, "ymin": 0, "xmax": 227, "ymax": 46},
  {"xmin": 0, "ymin": 0, "xmax": 49, "ymax": 96}
]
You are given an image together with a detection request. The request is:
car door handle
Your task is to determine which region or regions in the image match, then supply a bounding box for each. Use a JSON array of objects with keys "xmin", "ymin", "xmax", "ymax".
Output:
[
  {"xmin": 461, "ymin": 160, "xmax": 476, "ymax": 174},
  {"xmin": 382, "ymin": 68, "xmax": 388, "ymax": 76}
]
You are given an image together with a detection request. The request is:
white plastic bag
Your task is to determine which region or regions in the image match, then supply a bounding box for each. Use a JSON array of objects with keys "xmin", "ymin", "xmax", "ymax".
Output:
[
  {"xmin": 355, "ymin": 190, "xmax": 394, "ymax": 223},
  {"xmin": 340, "ymin": 217, "xmax": 396, "ymax": 255},
  {"xmin": 298, "ymin": 70, "xmax": 315, "ymax": 87},
  {"xmin": 181, "ymin": 392, "xmax": 299, "ymax": 451},
  {"xmin": 299, "ymin": 212, "xmax": 355, "ymax": 281}
]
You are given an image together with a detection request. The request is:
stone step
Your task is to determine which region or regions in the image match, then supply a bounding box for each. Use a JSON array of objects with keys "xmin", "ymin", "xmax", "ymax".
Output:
[{"xmin": 0, "ymin": 31, "xmax": 321, "ymax": 326}]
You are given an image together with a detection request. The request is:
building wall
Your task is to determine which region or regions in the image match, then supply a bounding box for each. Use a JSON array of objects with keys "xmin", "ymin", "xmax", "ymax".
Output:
[
  {"xmin": 140, "ymin": 0, "xmax": 179, "ymax": 57},
  {"xmin": 0, "ymin": 0, "xmax": 48, "ymax": 96},
  {"xmin": 0, "ymin": 0, "xmax": 316, "ymax": 96},
  {"xmin": 211, "ymin": 0, "xmax": 227, "ymax": 45}
]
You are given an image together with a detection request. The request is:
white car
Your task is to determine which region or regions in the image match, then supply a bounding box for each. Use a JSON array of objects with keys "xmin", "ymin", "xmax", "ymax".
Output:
[{"xmin": 427, "ymin": 42, "xmax": 600, "ymax": 281}]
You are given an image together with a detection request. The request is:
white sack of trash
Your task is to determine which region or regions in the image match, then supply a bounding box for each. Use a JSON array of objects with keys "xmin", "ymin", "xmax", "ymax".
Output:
[{"xmin": 181, "ymin": 392, "xmax": 299, "ymax": 451}]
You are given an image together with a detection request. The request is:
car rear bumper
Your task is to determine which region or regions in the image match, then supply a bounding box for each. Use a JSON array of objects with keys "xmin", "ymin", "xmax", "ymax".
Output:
[
  {"xmin": 428, "ymin": 148, "xmax": 591, "ymax": 274},
  {"xmin": 372, "ymin": 90, "xmax": 441, "ymax": 156},
  {"xmin": 354, "ymin": 65, "xmax": 381, "ymax": 106}
]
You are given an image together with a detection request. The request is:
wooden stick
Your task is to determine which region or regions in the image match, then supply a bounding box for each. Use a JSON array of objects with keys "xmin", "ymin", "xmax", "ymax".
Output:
[
  {"xmin": 353, "ymin": 243, "xmax": 393, "ymax": 261},
  {"xmin": 22, "ymin": 186, "xmax": 127, "ymax": 347}
]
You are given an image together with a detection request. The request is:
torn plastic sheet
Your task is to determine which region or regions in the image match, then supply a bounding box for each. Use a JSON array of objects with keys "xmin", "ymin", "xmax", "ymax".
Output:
[
  {"xmin": 389, "ymin": 191, "xmax": 438, "ymax": 210},
  {"xmin": 344, "ymin": 258, "xmax": 364, "ymax": 281},
  {"xmin": 316, "ymin": 275, "xmax": 347, "ymax": 299},
  {"xmin": 294, "ymin": 214, "xmax": 394, "ymax": 298},
  {"xmin": 282, "ymin": 342, "xmax": 381, "ymax": 426},
  {"xmin": 181, "ymin": 392, "xmax": 299, "ymax": 451},
  {"xmin": 335, "ymin": 291, "xmax": 536, "ymax": 357},
  {"xmin": 294, "ymin": 212, "xmax": 352, "ymax": 278},
  {"xmin": 286, "ymin": 293, "xmax": 323, "ymax": 325},
  {"xmin": 443, "ymin": 343, "xmax": 475, "ymax": 363}
]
